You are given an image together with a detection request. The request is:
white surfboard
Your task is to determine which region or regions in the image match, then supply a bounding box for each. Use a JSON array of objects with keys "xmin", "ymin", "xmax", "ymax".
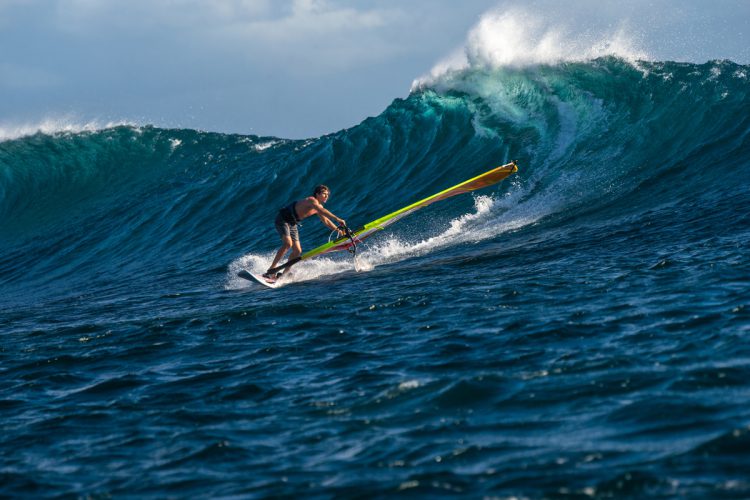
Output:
[{"xmin": 237, "ymin": 269, "xmax": 282, "ymax": 289}]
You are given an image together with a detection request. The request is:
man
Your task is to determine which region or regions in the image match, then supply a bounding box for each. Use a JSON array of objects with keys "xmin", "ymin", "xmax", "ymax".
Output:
[{"xmin": 264, "ymin": 184, "xmax": 346, "ymax": 279}]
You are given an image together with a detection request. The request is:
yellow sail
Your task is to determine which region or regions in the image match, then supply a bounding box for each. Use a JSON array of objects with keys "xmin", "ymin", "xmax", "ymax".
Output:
[{"xmin": 269, "ymin": 161, "xmax": 518, "ymax": 273}]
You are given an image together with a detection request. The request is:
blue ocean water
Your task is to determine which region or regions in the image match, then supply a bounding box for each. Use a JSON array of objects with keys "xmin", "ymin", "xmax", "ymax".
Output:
[{"xmin": 2, "ymin": 58, "xmax": 750, "ymax": 498}]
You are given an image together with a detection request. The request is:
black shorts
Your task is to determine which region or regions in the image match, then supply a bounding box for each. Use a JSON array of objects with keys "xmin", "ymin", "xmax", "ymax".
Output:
[{"xmin": 274, "ymin": 212, "xmax": 299, "ymax": 242}]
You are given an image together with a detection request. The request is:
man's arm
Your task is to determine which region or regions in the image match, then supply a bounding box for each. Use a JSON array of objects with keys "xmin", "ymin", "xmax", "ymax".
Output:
[
  {"xmin": 318, "ymin": 213, "xmax": 342, "ymax": 233},
  {"xmin": 311, "ymin": 199, "xmax": 346, "ymax": 227}
]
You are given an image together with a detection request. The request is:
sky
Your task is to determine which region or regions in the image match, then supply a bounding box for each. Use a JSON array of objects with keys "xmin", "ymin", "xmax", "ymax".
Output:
[{"xmin": 1, "ymin": 0, "xmax": 749, "ymax": 139}]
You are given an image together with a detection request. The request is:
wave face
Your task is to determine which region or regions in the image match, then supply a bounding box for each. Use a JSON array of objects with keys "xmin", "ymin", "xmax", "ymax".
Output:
[
  {"xmin": 2, "ymin": 58, "xmax": 750, "ymax": 498},
  {"xmin": 3, "ymin": 59, "xmax": 748, "ymax": 293}
]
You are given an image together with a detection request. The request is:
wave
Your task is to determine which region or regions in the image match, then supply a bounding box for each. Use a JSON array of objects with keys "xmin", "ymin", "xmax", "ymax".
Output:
[
  {"xmin": 0, "ymin": 118, "xmax": 135, "ymax": 143},
  {"xmin": 412, "ymin": 7, "xmax": 650, "ymax": 89},
  {"xmin": 1, "ymin": 57, "xmax": 749, "ymax": 290}
]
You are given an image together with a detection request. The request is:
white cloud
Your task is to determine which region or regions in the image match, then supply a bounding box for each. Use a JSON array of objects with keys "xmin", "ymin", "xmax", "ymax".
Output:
[
  {"xmin": 45, "ymin": 0, "xmax": 405, "ymax": 72},
  {"xmin": 51, "ymin": 0, "xmax": 393, "ymax": 40},
  {"xmin": 53, "ymin": 0, "xmax": 274, "ymax": 33},
  {"xmin": 218, "ymin": 1, "xmax": 403, "ymax": 69},
  {"xmin": 221, "ymin": 2, "xmax": 396, "ymax": 45}
]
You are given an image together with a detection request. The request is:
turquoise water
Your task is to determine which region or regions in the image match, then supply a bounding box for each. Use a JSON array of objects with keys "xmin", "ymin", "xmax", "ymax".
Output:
[{"xmin": 2, "ymin": 58, "xmax": 750, "ymax": 497}]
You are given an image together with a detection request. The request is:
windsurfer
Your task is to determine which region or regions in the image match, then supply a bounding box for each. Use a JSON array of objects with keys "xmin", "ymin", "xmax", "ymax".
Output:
[{"xmin": 265, "ymin": 185, "xmax": 346, "ymax": 279}]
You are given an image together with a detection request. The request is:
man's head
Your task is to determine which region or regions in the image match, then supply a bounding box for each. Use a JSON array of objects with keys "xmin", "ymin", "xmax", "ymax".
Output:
[{"xmin": 313, "ymin": 184, "xmax": 330, "ymax": 202}]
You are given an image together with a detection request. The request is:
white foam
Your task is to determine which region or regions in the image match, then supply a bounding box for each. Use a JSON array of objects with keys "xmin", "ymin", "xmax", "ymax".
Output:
[
  {"xmin": 413, "ymin": 7, "xmax": 650, "ymax": 90},
  {"xmin": 398, "ymin": 380, "xmax": 420, "ymax": 391},
  {"xmin": 225, "ymin": 249, "xmax": 351, "ymax": 290},
  {"xmin": 253, "ymin": 140, "xmax": 278, "ymax": 152},
  {"xmin": 0, "ymin": 117, "xmax": 136, "ymax": 142}
]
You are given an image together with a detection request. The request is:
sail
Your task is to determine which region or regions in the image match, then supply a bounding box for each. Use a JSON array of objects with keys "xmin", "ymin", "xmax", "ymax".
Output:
[{"xmin": 300, "ymin": 161, "xmax": 519, "ymax": 261}]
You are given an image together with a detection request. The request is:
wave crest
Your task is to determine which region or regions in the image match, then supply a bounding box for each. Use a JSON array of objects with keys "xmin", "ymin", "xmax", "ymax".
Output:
[
  {"xmin": 413, "ymin": 7, "xmax": 649, "ymax": 90},
  {"xmin": 0, "ymin": 117, "xmax": 136, "ymax": 142}
]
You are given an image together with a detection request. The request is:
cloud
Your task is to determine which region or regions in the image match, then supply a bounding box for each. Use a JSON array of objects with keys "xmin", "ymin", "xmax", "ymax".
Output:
[
  {"xmin": 50, "ymin": 0, "xmax": 396, "ymax": 45},
  {"xmin": 53, "ymin": 0, "xmax": 275, "ymax": 32},
  {"xmin": 220, "ymin": 1, "xmax": 405, "ymax": 70},
  {"xmin": 41, "ymin": 0, "xmax": 406, "ymax": 73},
  {"xmin": 240, "ymin": 0, "xmax": 394, "ymax": 40}
]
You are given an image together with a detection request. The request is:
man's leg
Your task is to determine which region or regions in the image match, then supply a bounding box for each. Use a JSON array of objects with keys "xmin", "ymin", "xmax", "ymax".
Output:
[
  {"xmin": 267, "ymin": 236, "xmax": 292, "ymax": 274},
  {"xmin": 279, "ymin": 227, "xmax": 302, "ymax": 277},
  {"xmin": 289, "ymin": 240, "xmax": 302, "ymax": 261}
]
